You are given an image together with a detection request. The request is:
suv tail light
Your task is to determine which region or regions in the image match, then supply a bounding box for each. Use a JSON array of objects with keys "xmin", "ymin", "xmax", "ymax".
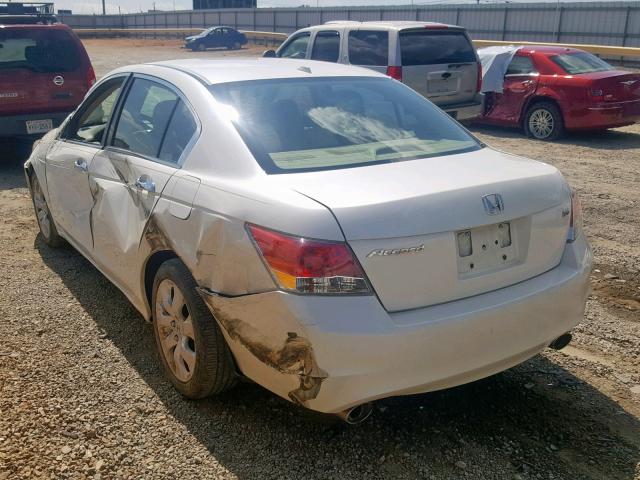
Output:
[
  {"xmin": 567, "ymin": 189, "xmax": 583, "ymax": 243},
  {"xmin": 247, "ymin": 224, "xmax": 371, "ymax": 295},
  {"xmin": 476, "ymin": 61, "xmax": 483, "ymax": 93},
  {"xmin": 87, "ymin": 65, "xmax": 96, "ymax": 88},
  {"xmin": 386, "ymin": 66, "xmax": 403, "ymax": 82}
]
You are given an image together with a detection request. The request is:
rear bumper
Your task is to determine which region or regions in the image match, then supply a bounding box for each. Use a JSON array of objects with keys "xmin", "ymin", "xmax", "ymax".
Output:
[
  {"xmin": 440, "ymin": 94, "xmax": 484, "ymax": 121},
  {"xmin": 566, "ymin": 99, "xmax": 640, "ymax": 130},
  {"xmin": 0, "ymin": 111, "xmax": 70, "ymax": 137},
  {"xmin": 200, "ymin": 234, "xmax": 591, "ymax": 414}
]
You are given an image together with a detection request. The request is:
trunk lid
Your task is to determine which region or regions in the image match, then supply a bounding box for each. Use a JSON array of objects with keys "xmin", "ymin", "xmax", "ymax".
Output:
[
  {"xmin": 399, "ymin": 29, "xmax": 479, "ymax": 106},
  {"xmin": 279, "ymin": 148, "xmax": 571, "ymax": 312},
  {"xmin": 588, "ymin": 71, "xmax": 640, "ymax": 102}
]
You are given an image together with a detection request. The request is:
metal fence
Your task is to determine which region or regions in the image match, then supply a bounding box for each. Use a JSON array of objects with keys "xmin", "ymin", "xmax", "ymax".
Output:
[{"xmin": 59, "ymin": 1, "xmax": 640, "ymax": 48}]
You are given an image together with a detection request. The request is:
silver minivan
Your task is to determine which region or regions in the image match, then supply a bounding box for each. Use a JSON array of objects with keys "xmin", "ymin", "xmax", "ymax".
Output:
[{"xmin": 265, "ymin": 21, "xmax": 484, "ymax": 121}]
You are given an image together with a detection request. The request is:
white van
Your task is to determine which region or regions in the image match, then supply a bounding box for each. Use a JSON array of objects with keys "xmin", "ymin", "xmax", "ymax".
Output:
[{"xmin": 265, "ymin": 21, "xmax": 484, "ymax": 121}]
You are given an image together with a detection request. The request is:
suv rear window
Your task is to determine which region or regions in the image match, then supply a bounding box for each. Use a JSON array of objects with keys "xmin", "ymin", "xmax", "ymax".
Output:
[
  {"xmin": 0, "ymin": 28, "xmax": 80, "ymax": 72},
  {"xmin": 348, "ymin": 30, "xmax": 388, "ymax": 66},
  {"xmin": 400, "ymin": 30, "xmax": 476, "ymax": 66}
]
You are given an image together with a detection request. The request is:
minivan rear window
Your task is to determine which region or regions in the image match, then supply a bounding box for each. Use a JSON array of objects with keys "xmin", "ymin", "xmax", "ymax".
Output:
[
  {"xmin": 0, "ymin": 28, "xmax": 81, "ymax": 72},
  {"xmin": 400, "ymin": 30, "xmax": 476, "ymax": 66}
]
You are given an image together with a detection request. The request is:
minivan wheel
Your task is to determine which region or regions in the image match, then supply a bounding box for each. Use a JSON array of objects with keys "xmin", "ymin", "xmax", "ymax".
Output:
[
  {"xmin": 524, "ymin": 101, "xmax": 564, "ymax": 140},
  {"xmin": 30, "ymin": 174, "xmax": 64, "ymax": 247},
  {"xmin": 152, "ymin": 259, "xmax": 236, "ymax": 399}
]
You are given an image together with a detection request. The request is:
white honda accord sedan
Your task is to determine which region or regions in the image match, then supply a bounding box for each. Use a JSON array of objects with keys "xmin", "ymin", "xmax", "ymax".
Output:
[{"xmin": 25, "ymin": 59, "xmax": 591, "ymax": 423}]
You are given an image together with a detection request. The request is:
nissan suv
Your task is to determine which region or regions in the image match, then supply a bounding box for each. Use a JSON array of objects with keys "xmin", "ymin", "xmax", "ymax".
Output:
[
  {"xmin": 265, "ymin": 21, "xmax": 483, "ymax": 121},
  {"xmin": 0, "ymin": 20, "xmax": 95, "ymax": 138}
]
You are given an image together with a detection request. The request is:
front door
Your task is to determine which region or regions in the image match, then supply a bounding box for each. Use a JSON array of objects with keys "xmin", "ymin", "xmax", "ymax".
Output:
[
  {"xmin": 87, "ymin": 75, "xmax": 197, "ymax": 295},
  {"xmin": 45, "ymin": 76, "xmax": 127, "ymax": 250},
  {"xmin": 486, "ymin": 54, "xmax": 539, "ymax": 124}
]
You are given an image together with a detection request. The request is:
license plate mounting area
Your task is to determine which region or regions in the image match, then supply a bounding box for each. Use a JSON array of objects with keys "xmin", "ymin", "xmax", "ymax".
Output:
[{"xmin": 456, "ymin": 222, "xmax": 519, "ymax": 276}]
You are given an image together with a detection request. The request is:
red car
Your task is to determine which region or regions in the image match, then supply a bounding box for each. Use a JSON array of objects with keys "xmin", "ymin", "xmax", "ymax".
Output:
[
  {"xmin": 0, "ymin": 21, "xmax": 95, "ymax": 138},
  {"xmin": 477, "ymin": 46, "xmax": 640, "ymax": 140}
]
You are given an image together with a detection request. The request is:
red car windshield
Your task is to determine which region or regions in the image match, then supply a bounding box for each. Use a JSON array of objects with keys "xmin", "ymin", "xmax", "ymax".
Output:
[
  {"xmin": 550, "ymin": 52, "xmax": 613, "ymax": 75},
  {"xmin": 0, "ymin": 28, "xmax": 81, "ymax": 72}
]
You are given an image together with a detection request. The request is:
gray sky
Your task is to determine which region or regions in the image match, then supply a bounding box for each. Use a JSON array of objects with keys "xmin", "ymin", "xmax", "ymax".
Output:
[{"xmin": 55, "ymin": 0, "xmax": 624, "ymax": 14}]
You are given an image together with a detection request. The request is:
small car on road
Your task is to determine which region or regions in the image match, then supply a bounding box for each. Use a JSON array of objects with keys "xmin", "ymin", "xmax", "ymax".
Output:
[
  {"xmin": 265, "ymin": 21, "xmax": 484, "ymax": 121},
  {"xmin": 0, "ymin": 22, "xmax": 95, "ymax": 138},
  {"xmin": 25, "ymin": 59, "xmax": 591, "ymax": 422},
  {"xmin": 477, "ymin": 45, "xmax": 640, "ymax": 140},
  {"xmin": 184, "ymin": 26, "xmax": 247, "ymax": 51}
]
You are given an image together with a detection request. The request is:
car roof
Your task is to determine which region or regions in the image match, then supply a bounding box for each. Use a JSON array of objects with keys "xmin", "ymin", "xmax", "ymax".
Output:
[
  {"xmin": 320, "ymin": 20, "xmax": 463, "ymax": 31},
  {"xmin": 148, "ymin": 58, "xmax": 386, "ymax": 85},
  {"xmin": 0, "ymin": 22, "xmax": 70, "ymax": 29}
]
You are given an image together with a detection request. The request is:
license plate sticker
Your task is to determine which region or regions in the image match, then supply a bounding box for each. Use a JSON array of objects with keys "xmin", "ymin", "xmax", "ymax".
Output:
[{"xmin": 26, "ymin": 119, "xmax": 53, "ymax": 134}]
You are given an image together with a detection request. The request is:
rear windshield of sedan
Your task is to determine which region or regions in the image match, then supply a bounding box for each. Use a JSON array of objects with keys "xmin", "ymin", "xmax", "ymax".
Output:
[
  {"xmin": 0, "ymin": 28, "xmax": 80, "ymax": 72},
  {"xmin": 400, "ymin": 30, "xmax": 476, "ymax": 66},
  {"xmin": 550, "ymin": 52, "xmax": 613, "ymax": 74},
  {"xmin": 209, "ymin": 77, "xmax": 480, "ymax": 174}
]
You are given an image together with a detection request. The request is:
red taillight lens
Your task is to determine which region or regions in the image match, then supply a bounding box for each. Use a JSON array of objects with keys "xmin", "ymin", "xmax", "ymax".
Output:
[
  {"xmin": 247, "ymin": 224, "xmax": 370, "ymax": 294},
  {"xmin": 87, "ymin": 65, "xmax": 96, "ymax": 88},
  {"xmin": 567, "ymin": 189, "xmax": 583, "ymax": 243},
  {"xmin": 386, "ymin": 66, "xmax": 403, "ymax": 82},
  {"xmin": 476, "ymin": 61, "xmax": 483, "ymax": 93}
]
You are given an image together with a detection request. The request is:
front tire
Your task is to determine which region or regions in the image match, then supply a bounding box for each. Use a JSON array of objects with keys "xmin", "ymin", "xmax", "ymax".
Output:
[
  {"xmin": 30, "ymin": 173, "xmax": 64, "ymax": 248},
  {"xmin": 152, "ymin": 259, "xmax": 236, "ymax": 399},
  {"xmin": 196, "ymin": 43, "xmax": 206, "ymax": 52},
  {"xmin": 524, "ymin": 101, "xmax": 564, "ymax": 140}
]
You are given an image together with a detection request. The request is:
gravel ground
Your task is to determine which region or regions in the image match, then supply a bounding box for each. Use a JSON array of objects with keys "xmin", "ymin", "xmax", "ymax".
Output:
[{"xmin": 1, "ymin": 39, "xmax": 639, "ymax": 480}]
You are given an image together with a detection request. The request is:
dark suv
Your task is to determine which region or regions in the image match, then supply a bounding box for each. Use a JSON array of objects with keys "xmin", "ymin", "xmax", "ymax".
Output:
[{"xmin": 0, "ymin": 12, "xmax": 95, "ymax": 138}]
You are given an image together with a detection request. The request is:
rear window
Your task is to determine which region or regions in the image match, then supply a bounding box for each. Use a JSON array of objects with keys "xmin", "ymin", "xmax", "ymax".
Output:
[
  {"xmin": 348, "ymin": 30, "xmax": 388, "ymax": 66},
  {"xmin": 400, "ymin": 30, "xmax": 476, "ymax": 66},
  {"xmin": 210, "ymin": 77, "xmax": 480, "ymax": 174},
  {"xmin": 0, "ymin": 28, "xmax": 81, "ymax": 72},
  {"xmin": 550, "ymin": 52, "xmax": 612, "ymax": 75}
]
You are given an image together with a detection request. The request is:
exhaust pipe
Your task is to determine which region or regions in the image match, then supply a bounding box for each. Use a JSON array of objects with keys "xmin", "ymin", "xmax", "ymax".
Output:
[
  {"xmin": 336, "ymin": 402, "xmax": 373, "ymax": 424},
  {"xmin": 549, "ymin": 333, "xmax": 572, "ymax": 350}
]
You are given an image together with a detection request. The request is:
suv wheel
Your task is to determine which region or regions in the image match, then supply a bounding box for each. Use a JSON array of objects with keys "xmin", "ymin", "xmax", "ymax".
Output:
[
  {"xmin": 152, "ymin": 259, "xmax": 236, "ymax": 399},
  {"xmin": 524, "ymin": 101, "xmax": 564, "ymax": 140},
  {"xmin": 30, "ymin": 174, "xmax": 64, "ymax": 247}
]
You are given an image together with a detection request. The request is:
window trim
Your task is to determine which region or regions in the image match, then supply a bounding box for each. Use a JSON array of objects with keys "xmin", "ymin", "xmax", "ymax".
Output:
[
  {"xmin": 104, "ymin": 73, "xmax": 201, "ymax": 168},
  {"xmin": 277, "ymin": 31, "xmax": 311, "ymax": 59},
  {"xmin": 59, "ymin": 73, "xmax": 132, "ymax": 149},
  {"xmin": 310, "ymin": 29, "xmax": 341, "ymax": 63}
]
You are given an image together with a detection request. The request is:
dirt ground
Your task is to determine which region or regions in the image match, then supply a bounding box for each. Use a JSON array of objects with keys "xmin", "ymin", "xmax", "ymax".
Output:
[{"xmin": 1, "ymin": 39, "xmax": 639, "ymax": 480}]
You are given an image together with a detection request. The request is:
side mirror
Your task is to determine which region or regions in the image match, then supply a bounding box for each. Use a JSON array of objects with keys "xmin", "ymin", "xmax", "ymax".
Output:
[{"xmin": 263, "ymin": 49, "xmax": 277, "ymax": 58}]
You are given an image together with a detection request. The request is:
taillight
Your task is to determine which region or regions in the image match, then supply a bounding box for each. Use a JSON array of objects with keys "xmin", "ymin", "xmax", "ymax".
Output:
[
  {"xmin": 476, "ymin": 61, "xmax": 483, "ymax": 93},
  {"xmin": 589, "ymin": 88, "xmax": 603, "ymax": 102},
  {"xmin": 567, "ymin": 189, "xmax": 583, "ymax": 243},
  {"xmin": 386, "ymin": 66, "xmax": 403, "ymax": 82},
  {"xmin": 87, "ymin": 65, "xmax": 96, "ymax": 88},
  {"xmin": 247, "ymin": 224, "xmax": 370, "ymax": 295}
]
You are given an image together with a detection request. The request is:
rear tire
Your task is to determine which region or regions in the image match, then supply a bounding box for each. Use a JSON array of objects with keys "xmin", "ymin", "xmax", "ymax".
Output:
[
  {"xmin": 229, "ymin": 41, "xmax": 241, "ymax": 50},
  {"xmin": 524, "ymin": 101, "xmax": 564, "ymax": 140},
  {"xmin": 29, "ymin": 173, "xmax": 64, "ymax": 248},
  {"xmin": 152, "ymin": 259, "xmax": 236, "ymax": 399}
]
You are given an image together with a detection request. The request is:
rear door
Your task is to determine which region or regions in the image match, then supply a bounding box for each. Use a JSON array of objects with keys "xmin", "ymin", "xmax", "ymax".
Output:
[
  {"xmin": 0, "ymin": 26, "xmax": 89, "ymax": 119},
  {"xmin": 487, "ymin": 54, "xmax": 539, "ymax": 123},
  {"xmin": 88, "ymin": 75, "xmax": 199, "ymax": 293},
  {"xmin": 347, "ymin": 29, "xmax": 389, "ymax": 74},
  {"xmin": 399, "ymin": 29, "xmax": 478, "ymax": 107},
  {"xmin": 45, "ymin": 75, "xmax": 127, "ymax": 249}
]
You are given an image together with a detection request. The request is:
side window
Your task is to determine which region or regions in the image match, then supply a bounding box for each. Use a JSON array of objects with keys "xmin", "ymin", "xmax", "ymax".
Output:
[
  {"xmin": 311, "ymin": 31, "xmax": 340, "ymax": 63},
  {"xmin": 65, "ymin": 77, "xmax": 125, "ymax": 145},
  {"xmin": 506, "ymin": 56, "xmax": 536, "ymax": 75},
  {"xmin": 348, "ymin": 30, "xmax": 389, "ymax": 66},
  {"xmin": 278, "ymin": 33, "xmax": 310, "ymax": 59},
  {"xmin": 159, "ymin": 101, "xmax": 197, "ymax": 164},
  {"xmin": 112, "ymin": 78, "xmax": 179, "ymax": 159}
]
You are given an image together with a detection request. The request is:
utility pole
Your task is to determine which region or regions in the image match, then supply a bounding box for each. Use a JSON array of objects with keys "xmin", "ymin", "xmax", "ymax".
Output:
[{"xmin": 102, "ymin": 0, "xmax": 106, "ymax": 14}]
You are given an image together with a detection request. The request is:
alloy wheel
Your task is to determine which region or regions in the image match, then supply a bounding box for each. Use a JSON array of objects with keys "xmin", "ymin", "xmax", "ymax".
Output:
[
  {"xmin": 528, "ymin": 108, "xmax": 555, "ymax": 139},
  {"xmin": 155, "ymin": 279, "xmax": 197, "ymax": 382}
]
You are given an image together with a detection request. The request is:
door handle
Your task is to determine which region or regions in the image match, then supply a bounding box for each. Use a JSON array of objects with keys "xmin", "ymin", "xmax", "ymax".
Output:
[
  {"xmin": 134, "ymin": 175, "xmax": 155, "ymax": 193},
  {"xmin": 73, "ymin": 158, "xmax": 88, "ymax": 172}
]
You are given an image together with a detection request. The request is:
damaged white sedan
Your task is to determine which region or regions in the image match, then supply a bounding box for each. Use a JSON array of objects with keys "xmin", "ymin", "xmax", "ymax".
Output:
[{"xmin": 26, "ymin": 59, "xmax": 592, "ymax": 423}]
